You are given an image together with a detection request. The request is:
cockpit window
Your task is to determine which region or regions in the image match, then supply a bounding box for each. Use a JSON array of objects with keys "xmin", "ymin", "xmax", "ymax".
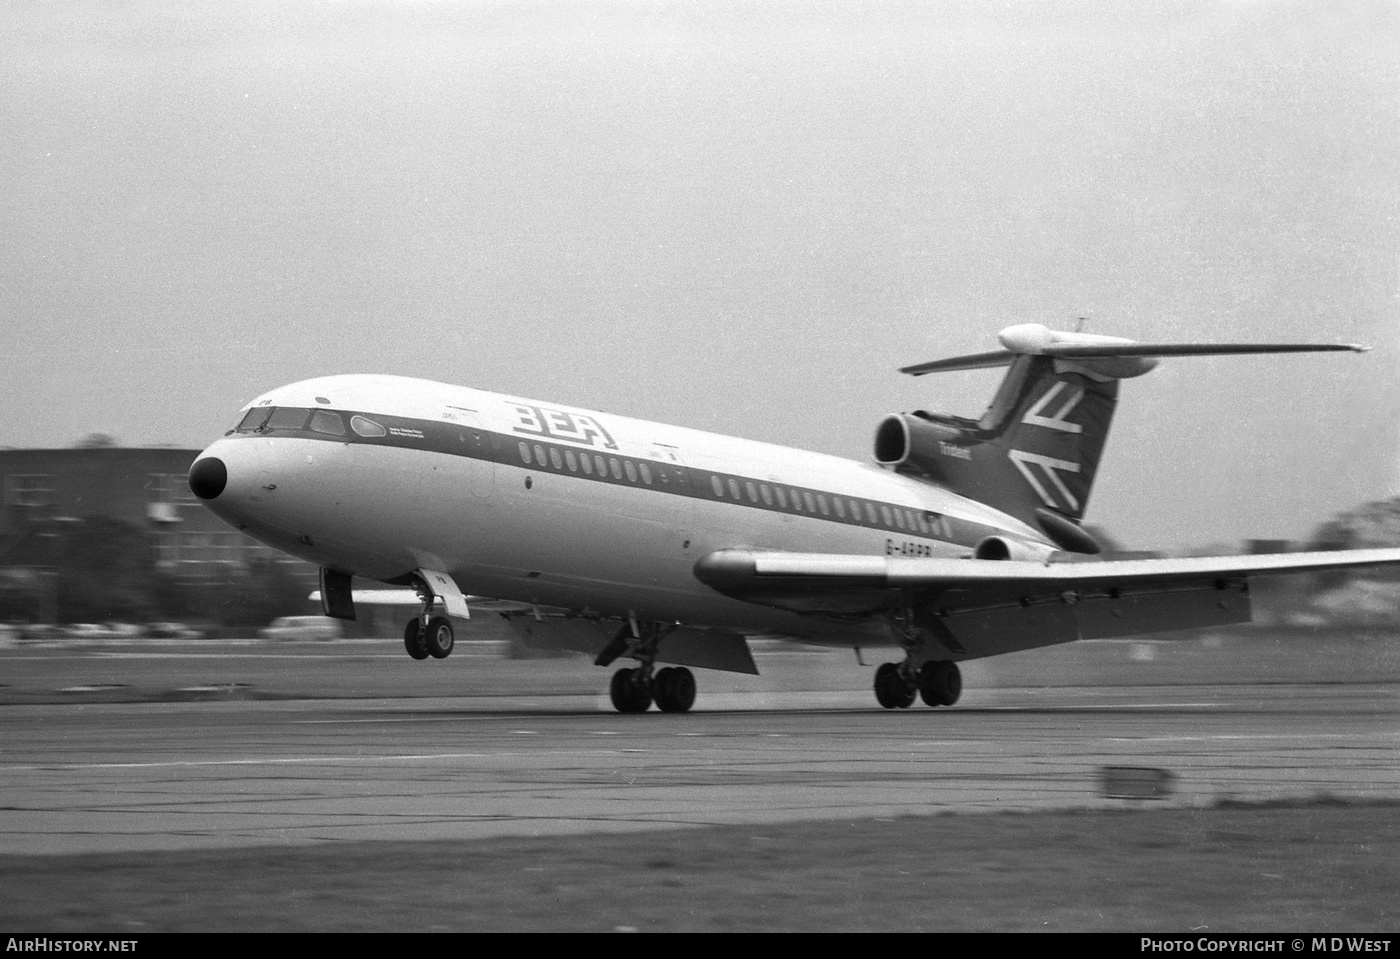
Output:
[
  {"xmin": 309, "ymin": 410, "xmax": 346, "ymax": 436},
  {"xmin": 233, "ymin": 407, "xmax": 273, "ymax": 433},
  {"xmin": 265, "ymin": 407, "xmax": 311, "ymax": 431},
  {"xmin": 350, "ymin": 415, "xmax": 387, "ymax": 438}
]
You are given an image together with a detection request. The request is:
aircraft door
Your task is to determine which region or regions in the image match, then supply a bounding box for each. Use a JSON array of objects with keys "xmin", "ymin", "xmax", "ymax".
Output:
[
  {"xmin": 445, "ymin": 408, "xmax": 493, "ymax": 501},
  {"xmin": 650, "ymin": 443, "xmax": 696, "ymax": 561}
]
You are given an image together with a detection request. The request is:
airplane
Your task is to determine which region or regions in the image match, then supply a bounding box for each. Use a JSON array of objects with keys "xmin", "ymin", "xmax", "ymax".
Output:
[{"xmin": 187, "ymin": 323, "xmax": 1400, "ymax": 713}]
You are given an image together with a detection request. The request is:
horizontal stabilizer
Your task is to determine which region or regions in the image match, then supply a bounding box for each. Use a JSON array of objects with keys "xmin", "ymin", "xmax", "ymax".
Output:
[
  {"xmin": 899, "ymin": 350, "xmax": 1016, "ymax": 376},
  {"xmin": 1031, "ymin": 342, "xmax": 1369, "ymax": 359},
  {"xmin": 902, "ymin": 323, "xmax": 1368, "ymax": 377}
]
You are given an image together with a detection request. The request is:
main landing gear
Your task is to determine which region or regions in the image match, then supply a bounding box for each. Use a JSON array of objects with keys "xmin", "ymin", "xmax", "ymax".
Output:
[
  {"xmin": 874, "ymin": 659, "xmax": 961, "ymax": 709},
  {"xmin": 609, "ymin": 665, "xmax": 697, "ymax": 714},
  {"xmin": 597, "ymin": 618, "xmax": 697, "ymax": 713}
]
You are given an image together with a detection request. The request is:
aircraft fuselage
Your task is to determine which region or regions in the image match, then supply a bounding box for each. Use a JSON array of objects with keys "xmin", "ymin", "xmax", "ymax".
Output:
[{"xmin": 193, "ymin": 373, "xmax": 1041, "ymax": 648}]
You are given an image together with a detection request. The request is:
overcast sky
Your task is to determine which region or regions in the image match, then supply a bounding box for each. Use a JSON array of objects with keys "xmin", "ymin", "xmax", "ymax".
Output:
[{"xmin": 2, "ymin": 0, "xmax": 1396, "ymax": 550}]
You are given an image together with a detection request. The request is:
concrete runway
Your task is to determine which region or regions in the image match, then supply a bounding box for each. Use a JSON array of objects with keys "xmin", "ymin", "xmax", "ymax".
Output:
[{"xmin": 2, "ymin": 640, "xmax": 1398, "ymax": 856}]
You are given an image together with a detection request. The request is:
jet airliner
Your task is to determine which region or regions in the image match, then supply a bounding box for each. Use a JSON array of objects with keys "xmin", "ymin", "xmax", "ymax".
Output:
[{"xmin": 188, "ymin": 324, "xmax": 1400, "ymax": 712}]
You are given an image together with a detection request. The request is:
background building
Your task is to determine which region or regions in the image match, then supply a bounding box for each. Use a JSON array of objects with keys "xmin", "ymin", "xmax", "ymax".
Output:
[{"xmin": 0, "ymin": 445, "xmax": 317, "ymax": 626}]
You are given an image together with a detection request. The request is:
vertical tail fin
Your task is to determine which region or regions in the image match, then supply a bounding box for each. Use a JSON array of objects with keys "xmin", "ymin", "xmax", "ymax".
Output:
[
  {"xmin": 878, "ymin": 324, "xmax": 1367, "ymax": 545},
  {"xmin": 875, "ymin": 354, "xmax": 1119, "ymax": 531},
  {"xmin": 977, "ymin": 354, "xmax": 1118, "ymax": 522}
]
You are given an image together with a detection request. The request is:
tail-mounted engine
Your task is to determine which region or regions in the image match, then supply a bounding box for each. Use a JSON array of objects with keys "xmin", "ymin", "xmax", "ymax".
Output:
[
  {"xmin": 972, "ymin": 536, "xmax": 1059, "ymax": 562},
  {"xmin": 872, "ymin": 413, "xmax": 968, "ymax": 480}
]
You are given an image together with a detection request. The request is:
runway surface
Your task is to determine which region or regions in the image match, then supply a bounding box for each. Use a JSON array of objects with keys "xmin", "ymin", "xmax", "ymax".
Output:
[{"xmin": 2, "ymin": 639, "xmax": 1398, "ymax": 856}]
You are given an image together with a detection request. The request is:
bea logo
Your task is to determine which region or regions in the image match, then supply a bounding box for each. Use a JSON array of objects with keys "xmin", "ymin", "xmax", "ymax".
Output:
[{"xmin": 512, "ymin": 404, "xmax": 618, "ymax": 450}]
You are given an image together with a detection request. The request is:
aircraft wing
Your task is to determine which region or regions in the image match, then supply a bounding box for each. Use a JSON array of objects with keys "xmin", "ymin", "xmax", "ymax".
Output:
[{"xmin": 694, "ymin": 547, "xmax": 1400, "ymax": 657}]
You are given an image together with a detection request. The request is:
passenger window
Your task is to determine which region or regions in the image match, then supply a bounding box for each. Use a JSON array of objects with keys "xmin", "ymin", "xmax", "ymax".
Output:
[
  {"xmin": 775, "ymin": 487, "xmax": 787, "ymax": 508},
  {"xmin": 803, "ymin": 491, "xmax": 816, "ymax": 513},
  {"xmin": 760, "ymin": 484, "xmax": 772, "ymax": 506},
  {"xmin": 833, "ymin": 498, "xmax": 845, "ymax": 519},
  {"xmin": 236, "ymin": 408, "xmax": 273, "ymax": 433},
  {"xmin": 549, "ymin": 448, "xmax": 563, "ymax": 470},
  {"xmin": 791, "ymin": 489, "xmax": 803, "ymax": 511},
  {"xmin": 625, "ymin": 461, "xmax": 637, "ymax": 483},
  {"xmin": 865, "ymin": 503, "xmax": 878, "ymax": 524},
  {"xmin": 817, "ymin": 494, "xmax": 829, "ymax": 516},
  {"xmin": 594, "ymin": 454, "xmax": 607, "ymax": 476},
  {"xmin": 880, "ymin": 505, "xmax": 893, "ymax": 527},
  {"xmin": 581, "ymin": 454, "xmax": 593, "ymax": 475},
  {"xmin": 711, "ymin": 475, "xmax": 724, "ymax": 497},
  {"xmin": 639, "ymin": 463, "xmax": 652, "ymax": 485},
  {"xmin": 745, "ymin": 481, "xmax": 758, "ymax": 503},
  {"xmin": 565, "ymin": 450, "xmax": 578, "ymax": 472},
  {"xmin": 352, "ymin": 415, "xmax": 387, "ymax": 438},
  {"xmin": 609, "ymin": 458, "xmax": 623, "ymax": 479},
  {"xmin": 728, "ymin": 478, "xmax": 741, "ymax": 499},
  {"xmin": 266, "ymin": 407, "xmax": 310, "ymax": 431},
  {"xmin": 309, "ymin": 411, "xmax": 345, "ymax": 436},
  {"xmin": 534, "ymin": 445, "xmax": 547, "ymax": 466},
  {"xmin": 894, "ymin": 509, "xmax": 905, "ymax": 530}
]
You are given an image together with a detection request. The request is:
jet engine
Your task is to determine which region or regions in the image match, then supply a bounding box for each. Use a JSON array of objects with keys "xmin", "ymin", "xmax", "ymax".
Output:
[
  {"xmin": 972, "ymin": 536, "xmax": 1060, "ymax": 562},
  {"xmin": 872, "ymin": 413, "xmax": 969, "ymax": 479}
]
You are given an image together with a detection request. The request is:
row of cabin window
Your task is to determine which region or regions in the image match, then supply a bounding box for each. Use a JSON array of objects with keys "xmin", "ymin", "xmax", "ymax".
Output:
[
  {"xmin": 708, "ymin": 473, "xmax": 938, "ymax": 535},
  {"xmin": 234, "ymin": 407, "xmax": 389, "ymax": 440},
  {"xmin": 517, "ymin": 441, "xmax": 671, "ymax": 486}
]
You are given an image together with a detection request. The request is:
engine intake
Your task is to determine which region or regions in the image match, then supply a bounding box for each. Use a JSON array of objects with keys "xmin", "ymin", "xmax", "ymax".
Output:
[
  {"xmin": 873, "ymin": 413, "xmax": 969, "ymax": 475},
  {"xmin": 973, "ymin": 536, "xmax": 1059, "ymax": 562}
]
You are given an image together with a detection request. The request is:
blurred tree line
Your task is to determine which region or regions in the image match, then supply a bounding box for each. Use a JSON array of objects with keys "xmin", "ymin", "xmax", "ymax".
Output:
[{"xmin": 0, "ymin": 516, "xmax": 313, "ymax": 629}]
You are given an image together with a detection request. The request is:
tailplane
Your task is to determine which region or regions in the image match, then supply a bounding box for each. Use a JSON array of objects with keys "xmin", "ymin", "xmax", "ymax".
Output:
[{"xmin": 875, "ymin": 324, "xmax": 1367, "ymax": 551}]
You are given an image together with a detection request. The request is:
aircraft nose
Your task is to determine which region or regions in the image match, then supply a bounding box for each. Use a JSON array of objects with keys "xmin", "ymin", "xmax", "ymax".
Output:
[{"xmin": 188, "ymin": 456, "xmax": 228, "ymax": 500}]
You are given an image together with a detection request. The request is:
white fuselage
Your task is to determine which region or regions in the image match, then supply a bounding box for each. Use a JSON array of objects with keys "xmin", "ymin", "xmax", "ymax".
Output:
[{"xmin": 194, "ymin": 374, "xmax": 1044, "ymax": 646}]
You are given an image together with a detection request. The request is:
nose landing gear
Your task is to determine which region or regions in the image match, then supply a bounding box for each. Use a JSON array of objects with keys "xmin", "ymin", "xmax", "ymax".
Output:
[
  {"xmin": 404, "ymin": 615, "xmax": 455, "ymax": 660},
  {"xmin": 401, "ymin": 570, "xmax": 467, "ymax": 661}
]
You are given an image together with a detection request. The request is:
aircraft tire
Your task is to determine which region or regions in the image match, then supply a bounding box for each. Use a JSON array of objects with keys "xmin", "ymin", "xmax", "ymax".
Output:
[
  {"xmin": 654, "ymin": 666, "xmax": 696, "ymax": 714},
  {"xmin": 425, "ymin": 616, "xmax": 454, "ymax": 659},
  {"xmin": 403, "ymin": 619, "xmax": 429, "ymax": 660},
  {"xmin": 874, "ymin": 663, "xmax": 901, "ymax": 709},
  {"xmin": 936, "ymin": 661, "xmax": 963, "ymax": 706},
  {"xmin": 609, "ymin": 667, "xmax": 653, "ymax": 714},
  {"xmin": 919, "ymin": 660, "xmax": 962, "ymax": 707}
]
